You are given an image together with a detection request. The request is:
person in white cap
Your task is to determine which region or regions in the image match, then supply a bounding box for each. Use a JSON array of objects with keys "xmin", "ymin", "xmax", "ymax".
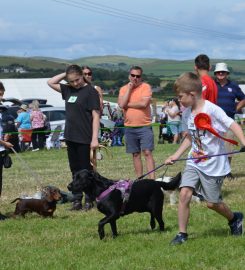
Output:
[{"xmin": 214, "ymin": 62, "xmax": 245, "ymax": 178}]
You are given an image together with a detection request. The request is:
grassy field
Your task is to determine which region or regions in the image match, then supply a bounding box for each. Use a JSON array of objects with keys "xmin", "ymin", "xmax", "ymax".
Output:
[{"xmin": 0, "ymin": 127, "xmax": 245, "ymax": 270}]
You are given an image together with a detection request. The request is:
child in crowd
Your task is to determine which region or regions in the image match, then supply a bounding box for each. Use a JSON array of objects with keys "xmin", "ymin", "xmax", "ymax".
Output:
[{"xmin": 165, "ymin": 72, "xmax": 245, "ymax": 245}]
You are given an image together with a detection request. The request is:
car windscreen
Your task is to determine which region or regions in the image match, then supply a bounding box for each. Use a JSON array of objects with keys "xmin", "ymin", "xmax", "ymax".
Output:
[{"xmin": 43, "ymin": 110, "xmax": 66, "ymax": 122}]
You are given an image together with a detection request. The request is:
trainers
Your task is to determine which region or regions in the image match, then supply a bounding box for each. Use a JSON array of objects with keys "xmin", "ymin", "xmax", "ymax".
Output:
[
  {"xmin": 69, "ymin": 201, "xmax": 83, "ymax": 211},
  {"xmin": 229, "ymin": 212, "xmax": 244, "ymax": 236},
  {"xmin": 170, "ymin": 233, "xmax": 188, "ymax": 245},
  {"xmin": 32, "ymin": 148, "xmax": 40, "ymax": 152},
  {"xmin": 84, "ymin": 202, "xmax": 94, "ymax": 211}
]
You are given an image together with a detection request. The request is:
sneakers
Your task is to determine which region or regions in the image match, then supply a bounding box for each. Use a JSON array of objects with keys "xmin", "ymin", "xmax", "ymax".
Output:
[
  {"xmin": 84, "ymin": 202, "xmax": 94, "ymax": 211},
  {"xmin": 32, "ymin": 148, "xmax": 40, "ymax": 152},
  {"xmin": 229, "ymin": 212, "xmax": 244, "ymax": 236},
  {"xmin": 69, "ymin": 201, "xmax": 83, "ymax": 211},
  {"xmin": 170, "ymin": 232, "xmax": 188, "ymax": 245}
]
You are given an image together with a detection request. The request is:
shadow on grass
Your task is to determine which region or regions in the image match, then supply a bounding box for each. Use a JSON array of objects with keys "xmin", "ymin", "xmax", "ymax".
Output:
[
  {"xmin": 201, "ymin": 228, "xmax": 228, "ymax": 237},
  {"xmin": 222, "ymin": 190, "xmax": 234, "ymax": 198},
  {"xmin": 233, "ymin": 172, "xmax": 245, "ymax": 178},
  {"xmin": 108, "ymin": 224, "xmax": 177, "ymax": 238}
]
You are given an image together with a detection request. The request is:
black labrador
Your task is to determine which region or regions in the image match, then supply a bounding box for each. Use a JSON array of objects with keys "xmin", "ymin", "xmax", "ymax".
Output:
[{"xmin": 68, "ymin": 169, "xmax": 181, "ymax": 239}]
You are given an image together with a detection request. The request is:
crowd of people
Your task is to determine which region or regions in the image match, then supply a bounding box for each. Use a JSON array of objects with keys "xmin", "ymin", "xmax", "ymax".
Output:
[{"xmin": 0, "ymin": 54, "xmax": 245, "ymax": 245}]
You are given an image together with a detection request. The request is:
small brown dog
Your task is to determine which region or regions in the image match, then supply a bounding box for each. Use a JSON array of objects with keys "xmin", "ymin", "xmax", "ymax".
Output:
[{"xmin": 11, "ymin": 186, "xmax": 62, "ymax": 217}]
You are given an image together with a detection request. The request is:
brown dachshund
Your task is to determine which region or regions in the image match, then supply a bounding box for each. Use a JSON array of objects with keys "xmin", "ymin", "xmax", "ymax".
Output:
[{"xmin": 11, "ymin": 186, "xmax": 62, "ymax": 217}]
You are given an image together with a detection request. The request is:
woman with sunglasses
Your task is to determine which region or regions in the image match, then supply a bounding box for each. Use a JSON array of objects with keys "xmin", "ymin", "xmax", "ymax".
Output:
[
  {"xmin": 82, "ymin": 66, "xmax": 103, "ymax": 112},
  {"xmin": 47, "ymin": 64, "xmax": 100, "ymax": 211}
]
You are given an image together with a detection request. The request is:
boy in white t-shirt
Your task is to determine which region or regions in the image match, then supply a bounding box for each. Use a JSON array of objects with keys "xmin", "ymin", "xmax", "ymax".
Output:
[{"xmin": 165, "ymin": 72, "xmax": 245, "ymax": 245}]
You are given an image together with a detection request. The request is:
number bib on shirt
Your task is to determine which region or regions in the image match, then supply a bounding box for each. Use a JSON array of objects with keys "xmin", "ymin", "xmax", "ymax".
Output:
[{"xmin": 68, "ymin": 96, "xmax": 77, "ymax": 103}]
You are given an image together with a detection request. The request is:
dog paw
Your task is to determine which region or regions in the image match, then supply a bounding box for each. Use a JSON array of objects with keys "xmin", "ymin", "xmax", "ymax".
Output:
[{"xmin": 98, "ymin": 228, "xmax": 105, "ymax": 240}]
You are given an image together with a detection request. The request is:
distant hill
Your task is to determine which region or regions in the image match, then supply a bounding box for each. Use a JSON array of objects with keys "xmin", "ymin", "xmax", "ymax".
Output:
[
  {"xmin": 1, "ymin": 55, "xmax": 245, "ymax": 80},
  {"xmin": 0, "ymin": 56, "xmax": 68, "ymax": 69}
]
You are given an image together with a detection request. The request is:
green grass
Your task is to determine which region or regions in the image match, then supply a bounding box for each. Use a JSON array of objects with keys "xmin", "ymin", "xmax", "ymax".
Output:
[{"xmin": 0, "ymin": 128, "xmax": 245, "ymax": 270}]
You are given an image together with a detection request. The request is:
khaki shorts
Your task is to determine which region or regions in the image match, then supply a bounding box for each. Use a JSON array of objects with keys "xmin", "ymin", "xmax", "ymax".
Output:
[{"xmin": 180, "ymin": 166, "xmax": 224, "ymax": 203}]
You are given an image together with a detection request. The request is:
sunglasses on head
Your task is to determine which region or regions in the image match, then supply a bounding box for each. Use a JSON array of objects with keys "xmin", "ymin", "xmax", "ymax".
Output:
[
  {"xmin": 84, "ymin": 72, "xmax": 92, "ymax": 76},
  {"xmin": 130, "ymin": 74, "xmax": 141, "ymax": 78}
]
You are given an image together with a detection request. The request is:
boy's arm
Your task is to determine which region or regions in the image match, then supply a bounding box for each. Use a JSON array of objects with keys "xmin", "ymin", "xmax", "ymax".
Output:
[
  {"xmin": 165, "ymin": 134, "xmax": 192, "ymax": 165},
  {"xmin": 229, "ymin": 122, "xmax": 245, "ymax": 146}
]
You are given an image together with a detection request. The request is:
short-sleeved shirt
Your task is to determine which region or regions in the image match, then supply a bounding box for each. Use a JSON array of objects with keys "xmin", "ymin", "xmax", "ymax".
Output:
[
  {"xmin": 60, "ymin": 83, "xmax": 100, "ymax": 144},
  {"xmin": 119, "ymin": 82, "xmax": 152, "ymax": 127},
  {"xmin": 167, "ymin": 105, "xmax": 181, "ymax": 122},
  {"xmin": 182, "ymin": 100, "xmax": 233, "ymax": 176},
  {"xmin": 216, "ymin": 80, "xmax": 245, "ymax": 119},
  {"xmin": 15, "ymin": 112, "xmax": 31, "ymax": 129},
  {"xmin": 201, "ymin": 75, "xmax": 218, "ymax": 104},
  {"xmin": 31, "ymin": 110, "xmax": 45, "ymax": 129}
]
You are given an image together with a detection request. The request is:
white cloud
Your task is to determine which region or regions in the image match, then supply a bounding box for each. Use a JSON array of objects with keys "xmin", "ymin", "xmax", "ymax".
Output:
[{"xmin": 232, "ymin": 3, "xmax": 245, "ymax": 12}]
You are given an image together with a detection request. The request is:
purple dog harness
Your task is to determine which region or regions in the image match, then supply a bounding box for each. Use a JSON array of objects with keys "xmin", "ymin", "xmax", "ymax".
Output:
[{"xmin": 96, "ymin": 180, "xmax": 133, "ymax": 203}]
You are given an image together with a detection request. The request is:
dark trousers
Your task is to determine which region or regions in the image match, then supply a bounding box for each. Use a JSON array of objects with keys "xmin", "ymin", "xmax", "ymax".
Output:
[
  {"xmin": 32, "ymin": 127, "xmax": 45, "ymax": 149},
  {"xmin": 0, "ymin": 152, "xmax": 4, "ymax": 196},
  {"xmin": 66, "ymin": 140, "xmax": 92, "ymax": 202}
]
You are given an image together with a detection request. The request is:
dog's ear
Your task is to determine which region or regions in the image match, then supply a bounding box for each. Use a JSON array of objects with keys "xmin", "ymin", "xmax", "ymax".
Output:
[
  {"xmin": 42, "ymin": 186, "xmax": 61, "ymax": 202},
  {"xmin": 43, "ymin": 188, "xmax": 53, "ymax": 202}
]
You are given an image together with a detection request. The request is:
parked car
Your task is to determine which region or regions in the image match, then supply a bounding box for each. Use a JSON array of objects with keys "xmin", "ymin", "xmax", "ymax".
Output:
[
  {"xmin": 40, "ymin": 107, "xmax": 66, "ymax": 131},
  {"xmin": 21, "ymin": 98, "xmax": 48, "ymax": 105},
  {"xmin": 1, "ymin": 98, "xmax": 53, "ymax": 119},
  {"xmin": 40, "ymin": 106, "xmax": 115, "ymax": 137}
]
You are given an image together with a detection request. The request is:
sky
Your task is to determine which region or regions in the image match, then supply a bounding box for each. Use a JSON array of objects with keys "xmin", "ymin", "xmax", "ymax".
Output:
[{"xmin": 1, "ymin": 0, "xmax": 245, "ymax": 60}]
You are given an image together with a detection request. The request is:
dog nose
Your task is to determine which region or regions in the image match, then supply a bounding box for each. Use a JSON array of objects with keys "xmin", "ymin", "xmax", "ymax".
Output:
[{"xmin": 67, "ymin": 182, "xmax": 73, "ymax": 191}]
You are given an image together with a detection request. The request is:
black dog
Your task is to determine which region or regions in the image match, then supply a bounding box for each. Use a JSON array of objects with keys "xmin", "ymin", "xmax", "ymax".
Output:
[{"xmin": 68, "ymin": 169, "xmax": 181, "ymax": 239}]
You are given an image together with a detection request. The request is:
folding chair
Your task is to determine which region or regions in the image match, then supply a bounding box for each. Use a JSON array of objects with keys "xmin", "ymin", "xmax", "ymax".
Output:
[
  {"xmin": 19, "ymin": 129, "xmax": 32, "ymax": 151},
  {"xmin": 46, "ymin": 125, "xmax": 62, "ymax": 150}
]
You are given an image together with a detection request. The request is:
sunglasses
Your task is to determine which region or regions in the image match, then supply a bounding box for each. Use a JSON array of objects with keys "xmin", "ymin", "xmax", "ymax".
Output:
[
  {"xmin": 130, "ymin": 74, "xmax": 141, "ymax": 78},
  {"xmin": 215, "ymin": 71, "xmax": 227, "ymax": 75},
  {"xmin": 84, "ymin": 72, "xmax": 92, "ymax": 76}
]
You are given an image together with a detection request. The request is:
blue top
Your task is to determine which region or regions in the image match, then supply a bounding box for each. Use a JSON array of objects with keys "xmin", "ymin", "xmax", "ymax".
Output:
[
  {"xmin": 16, "ymin": 112, "xmax": 31, "ymax": 129},
  {"xmin": 216, "ymin": 80, "xmax": 245, "ymax": 119}
]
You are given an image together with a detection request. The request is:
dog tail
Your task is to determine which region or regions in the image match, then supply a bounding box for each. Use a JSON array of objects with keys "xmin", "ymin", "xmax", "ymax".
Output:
[
  {"xmin": 10, "ymin": 198, "xmax": 21, "ymax": 204},
  {"xmin": 156, "ymin": 172, "xmax": 181, "ymax": 190}
]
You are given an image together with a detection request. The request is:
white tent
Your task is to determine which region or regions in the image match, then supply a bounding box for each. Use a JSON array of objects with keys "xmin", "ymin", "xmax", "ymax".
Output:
[
  {"xmin": 1, "ymin": 78, "xmax": 244, "ymax": 107},
  {"xmin": 0, "ymin": 78, "xmax": 65, "ymax": 107}
]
